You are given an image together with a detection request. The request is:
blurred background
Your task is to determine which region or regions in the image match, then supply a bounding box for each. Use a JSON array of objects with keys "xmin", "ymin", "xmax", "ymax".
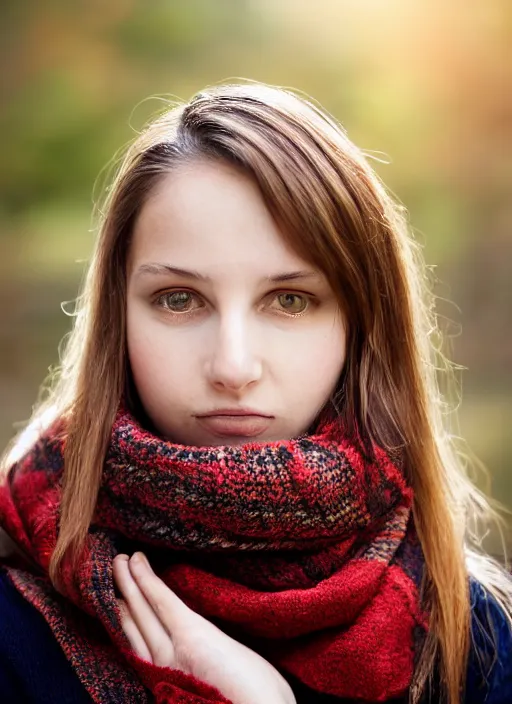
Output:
[{"xmin": 0, "ymin": 0, "xmax": 510, "ymax": 553}]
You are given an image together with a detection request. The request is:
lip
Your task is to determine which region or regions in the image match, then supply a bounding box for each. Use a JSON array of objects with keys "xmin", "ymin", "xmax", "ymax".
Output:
[
  {"xmin": 197, "ymin": 408, "xmax": 272, "ymax": 418},
  {"xmin": 195, "ymin": 409, "xmax": 274, "ymax": 438}
]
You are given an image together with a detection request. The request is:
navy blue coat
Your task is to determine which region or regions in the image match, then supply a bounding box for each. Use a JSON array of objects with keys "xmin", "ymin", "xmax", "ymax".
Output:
[{"xmin": 0, "ymin": 568, "xmax": 510, "ymax": 703}]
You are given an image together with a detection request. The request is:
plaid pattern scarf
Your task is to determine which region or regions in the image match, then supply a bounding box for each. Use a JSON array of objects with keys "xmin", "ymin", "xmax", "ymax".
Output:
[{"xmin": 0, "ymin": 408, "xmax": 428, "ymax": 703}]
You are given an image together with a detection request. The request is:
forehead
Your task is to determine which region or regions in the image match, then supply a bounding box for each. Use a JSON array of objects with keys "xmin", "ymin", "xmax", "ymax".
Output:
[{"xmin": 129, "ymin": 160, "xmax": 311, "ymax": 275}]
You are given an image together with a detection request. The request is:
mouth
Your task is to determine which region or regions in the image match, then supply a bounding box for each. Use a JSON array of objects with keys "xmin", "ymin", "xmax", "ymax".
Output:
[{"xmin": 195, "ymin": 410, "xmax": 274, "ymax": 438}]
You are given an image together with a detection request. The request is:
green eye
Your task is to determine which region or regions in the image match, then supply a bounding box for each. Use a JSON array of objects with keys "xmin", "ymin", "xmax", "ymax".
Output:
[
  {"xmin": 276, "ymin": 293, "xmax": 308, "ymax": 314},
  {"xmin": 159, "ymin": 291, "xmax": 194, "ymax": 312}
]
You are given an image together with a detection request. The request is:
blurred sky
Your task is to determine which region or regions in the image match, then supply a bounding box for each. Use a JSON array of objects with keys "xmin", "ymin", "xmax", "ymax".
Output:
[{"xmin": 0, "ymin": 0, "xmax": 511, "ymax": 548}]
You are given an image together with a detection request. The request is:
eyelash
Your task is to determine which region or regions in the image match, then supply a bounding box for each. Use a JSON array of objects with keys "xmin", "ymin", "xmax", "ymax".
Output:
[{"xmin": 153, "ymin": 289, "xmax": 316, "ymax": 320}]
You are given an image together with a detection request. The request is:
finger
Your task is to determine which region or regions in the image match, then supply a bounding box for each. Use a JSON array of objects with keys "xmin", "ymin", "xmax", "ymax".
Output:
[
  {"xmin": 113, "ymin": 554, "xmax": 175, "ymax": 667},
  {"xmin": 128, "ymin": 552, "xmax": 193, "ymax": 636},
  {"xmin": 117, "ymin": 598, "xmax": 152, "ymax": 663}
]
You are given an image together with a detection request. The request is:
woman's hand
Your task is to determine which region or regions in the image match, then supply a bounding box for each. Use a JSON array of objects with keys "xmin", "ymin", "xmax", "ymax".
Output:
[{"xmin": 113, "ymin": 552, "xmax": 296, "ymax": 704}]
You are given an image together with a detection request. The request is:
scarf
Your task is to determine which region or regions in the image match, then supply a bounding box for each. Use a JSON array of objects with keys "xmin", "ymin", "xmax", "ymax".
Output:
[{"xmin": 0, "ymin": 407, "xmax": 428, "ymax": 703}]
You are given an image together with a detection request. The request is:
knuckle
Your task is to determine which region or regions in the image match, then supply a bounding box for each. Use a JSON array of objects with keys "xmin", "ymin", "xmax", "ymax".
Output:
[
  {"xmin": 151, "ymin": 596, "xmax": 167, "ymax": 619},
  {"xmin": 121, "ymin": 582, "xmax": 139, "ymax": 601}
]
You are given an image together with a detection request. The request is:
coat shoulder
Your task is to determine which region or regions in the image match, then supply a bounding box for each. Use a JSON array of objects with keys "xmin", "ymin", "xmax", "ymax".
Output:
[
  {"xmin": 466, "ymin": 577, "xmax": 512, "ymax": 704},
  {"xmin": 0, "ymin": 566, "xmax": 92, "ymax": 703}
]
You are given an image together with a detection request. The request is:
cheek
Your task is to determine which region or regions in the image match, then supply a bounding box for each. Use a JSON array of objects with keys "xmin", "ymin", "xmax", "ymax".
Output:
[
  {"xmin": 297, "ymin": 322, "xmax": 346, "ymax": 398},
  {"xmin": 295, "ymin": 321, "xmax": 346, "ymax": 373},
  {"xmin": 275, "ymin": 321, "xmax": 346, "ymax": 402},
  {"xmin": 323, "ymin": 323, "xmax": 347, "ymax": 374},
  {"xmin": 126, "ymin": 313, "xmax": 192, "ymax": 403}
]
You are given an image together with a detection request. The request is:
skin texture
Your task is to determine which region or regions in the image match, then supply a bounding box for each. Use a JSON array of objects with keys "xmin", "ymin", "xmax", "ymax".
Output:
[{"xmin": 126, "ymin": 159, "xmax": 346, "ymax": 447}]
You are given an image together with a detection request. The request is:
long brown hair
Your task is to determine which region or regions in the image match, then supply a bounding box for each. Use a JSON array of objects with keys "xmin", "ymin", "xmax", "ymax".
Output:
[{"xmin": 2, "ymin": 82, "xmax": 511, "ymax": 703}]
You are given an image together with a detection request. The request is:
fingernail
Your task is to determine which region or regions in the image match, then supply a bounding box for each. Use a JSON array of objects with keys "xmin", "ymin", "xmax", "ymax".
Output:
[
  {"xmin": 133, "ymin": 551, "xmax": 150, "ymax": 568},
  {"xmin": 116, "ymin": 554, "xmax": 129, "ymax": 562}
]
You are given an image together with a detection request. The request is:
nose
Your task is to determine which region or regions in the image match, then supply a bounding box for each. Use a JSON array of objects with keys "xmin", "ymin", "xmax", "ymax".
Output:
[{"xmin": 205, "ymin": 312, "xmax": 262, "ymax": 393}]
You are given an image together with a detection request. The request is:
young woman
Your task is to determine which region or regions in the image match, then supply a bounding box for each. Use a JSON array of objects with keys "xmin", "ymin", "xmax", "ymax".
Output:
[{"xmin": 0, "ymin": 83, "xmax": 510, "ymax": 704}]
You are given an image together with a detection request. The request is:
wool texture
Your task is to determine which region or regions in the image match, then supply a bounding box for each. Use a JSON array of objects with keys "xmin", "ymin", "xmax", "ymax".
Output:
[{"xmin": 0, "ymin": 407, "xmax": 428, "ymax": 703}]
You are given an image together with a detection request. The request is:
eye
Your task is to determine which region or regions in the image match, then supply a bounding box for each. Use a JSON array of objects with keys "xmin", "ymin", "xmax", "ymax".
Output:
[
  {"xmin": 156, "ymin": 290, "xmax": 203, "ymax": 314},
  {"xmin": 271, "ymin": 292, "xmax": 309, "ymax": 315}
]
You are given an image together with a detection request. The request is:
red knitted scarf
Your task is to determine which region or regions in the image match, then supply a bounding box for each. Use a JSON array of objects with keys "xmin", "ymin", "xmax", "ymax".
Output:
[{"xmin": 0, "ymin": 408, "xmax": 428, "ymax": 703}]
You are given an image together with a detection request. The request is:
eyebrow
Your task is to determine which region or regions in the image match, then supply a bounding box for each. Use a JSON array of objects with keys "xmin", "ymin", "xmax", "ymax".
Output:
[
  {"xmin": 135, "ymin": 263, "xmax": 323, "ymax": 284},
  {"xmin": 136, "ymin": 263, "xmax": 210, "ymax": 282}
]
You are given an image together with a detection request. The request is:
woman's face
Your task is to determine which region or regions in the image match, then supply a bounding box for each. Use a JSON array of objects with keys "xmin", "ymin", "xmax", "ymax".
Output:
[{"xmin": 126, "ymin": 159, "xmax": 346, "ymax": 446}]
